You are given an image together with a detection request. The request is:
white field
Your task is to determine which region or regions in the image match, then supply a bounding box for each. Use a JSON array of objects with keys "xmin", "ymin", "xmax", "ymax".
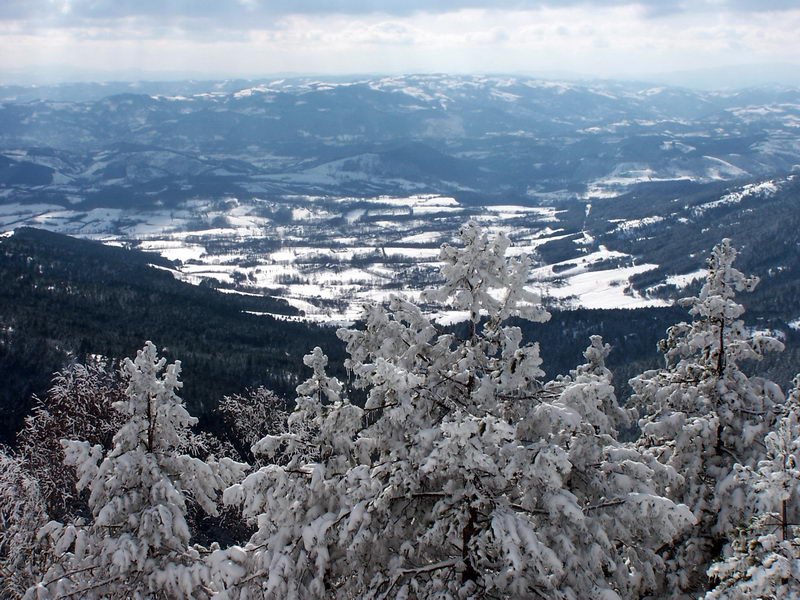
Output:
[
  {"xmin": 0, "ymin": 194, "xmax": 671, "ymax": 323},
  {"xmin": 665, "ymin": 269, "xmax": 707, "ymax": 288},
  {"xmin": 540, "ymin": 264, "xmax": 666, "ymax": 310}
]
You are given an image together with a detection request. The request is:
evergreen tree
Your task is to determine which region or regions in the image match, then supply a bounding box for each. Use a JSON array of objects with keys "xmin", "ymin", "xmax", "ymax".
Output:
[
  {"xmin": 27, "ymin": 342, "xmax": 246, "ymax": 600},
  {"xmin": 216, "ymin": 222, "xmax": 691, "ymax": 599},
  {"xmin": 705, "ymin": 374, "xmax": 800, "ymax": 598},
  {"xmin": 631, "ymin": 238, "xmax": 785, "ymax": 595},
  {"xmin": 538, "ymin": 336, "xmax": 692, "ymax": 597}
]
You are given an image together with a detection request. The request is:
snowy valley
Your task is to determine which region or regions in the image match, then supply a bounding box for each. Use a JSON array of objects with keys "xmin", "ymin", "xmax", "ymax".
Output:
[
  {"xmin": 1, "ymin": 73, "xmax": 800, "ymax": 599},
  {"xmin": 0, "ymin": 192, "xmax": 671, "ymax": 323},
  {"xmin": 2, "ymin": 75, "xmax": 800, "ymax": 328}
]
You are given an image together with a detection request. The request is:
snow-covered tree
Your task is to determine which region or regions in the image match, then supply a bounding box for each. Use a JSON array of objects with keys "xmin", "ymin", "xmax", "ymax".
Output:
[
  {"xmin": 704, "ymin": 374, "xmax": 800, "ymax": 598},
  {"xmin": 27, "ymin": 342, "xmax": 246, "ymax": 600},
  {"xmin": 0, "ymin": 361, "xmax": 126, "ymax": 598},
  {"xmin": 0, "ymin": 448, "xmax": 49, "ymax": 599},
  {"xmin": 530, "ymin": 335, "xmax": 693, "ymax": 598},
  {"xmin": 16, "ymin": 360, "xmax": 126, "ymax": 520},
  {"xmin": 631, "ymin": 238, "xmax": 786, "ymax": 595},
  {"xmin": 217, "ymin": 221, "xmax": 692, "ymax": 599},
  {"xmin": 217, "ymin": 386, "xmax": 289, "ymax": 464}
]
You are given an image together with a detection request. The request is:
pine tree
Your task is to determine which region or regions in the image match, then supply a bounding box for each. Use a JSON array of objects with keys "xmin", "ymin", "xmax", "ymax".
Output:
[
  {"xmin": 705, "ymin": 374, "xmax": 800, "ymax": 598},
  {"xmin": 537, "ymin": 335, "xmax": 692, "ymax": 597},
  {"xmin": 217, "ymin": 221, "xmax": 692, "ymax": 599},
  {"xmin": 27, "ymin": 342, "xmax": 246, "ymax": 600},
  {"xmin": 631, "ymin": 238, "xmax": 785, "ymax": 595}
]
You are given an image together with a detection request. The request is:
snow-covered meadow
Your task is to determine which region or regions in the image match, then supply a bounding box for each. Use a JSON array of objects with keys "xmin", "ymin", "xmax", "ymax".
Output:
[{"xmin": 0, "ymin": 193, "xmax": 672, "ymax": 323}]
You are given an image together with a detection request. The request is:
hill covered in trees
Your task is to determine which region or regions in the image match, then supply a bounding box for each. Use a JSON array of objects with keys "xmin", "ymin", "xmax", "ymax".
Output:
[
  {"xmin": 3, "ymin": 226, "xmax": 799, "ymax": 444},
  {"xmin": 1, "ymin": 223, "xmax": 798, "ymax": 598},
  {"xmin": 0, "ymin": 227, "xmax": 345, "ymax": 441}
]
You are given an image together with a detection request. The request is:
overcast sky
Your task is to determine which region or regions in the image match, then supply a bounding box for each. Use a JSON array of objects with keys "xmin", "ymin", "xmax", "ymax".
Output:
[{"xmin": 1, "ymin": 1, "xmax": 798, "ymax": 86}]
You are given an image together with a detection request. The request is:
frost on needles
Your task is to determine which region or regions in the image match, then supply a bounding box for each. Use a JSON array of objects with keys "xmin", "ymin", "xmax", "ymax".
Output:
[
  {"xmin": 7, "ymin": 226, "xmax": 800, "ymax": 599},
  {"xmin": 217, "ymin": 221, "xmax": 693, "ymax": 599},
  {"xmin": 631, "ymin": 238, "xmax": 789, "ymax": 597}
]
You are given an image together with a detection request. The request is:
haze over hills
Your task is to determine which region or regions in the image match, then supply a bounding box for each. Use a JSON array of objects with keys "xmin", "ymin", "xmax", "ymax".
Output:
[
  {"xmin": 1, "ymin": 74, "xmax": 799, "ymax": 203},
  {"xmin": 4, "ymin": 0, "xmax": 800, "ymax": 594},
  {"xmin": 0, "ymin": 75, "xmax": 799, "ymax": 329}
]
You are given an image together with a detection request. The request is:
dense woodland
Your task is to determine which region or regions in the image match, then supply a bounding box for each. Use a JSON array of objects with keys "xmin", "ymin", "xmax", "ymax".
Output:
[
  {"xmin": 3, "ymin": 226, "xmax": 798, "ymax": 445},
  {"xmin": 1, "ymin": 222, "xmax": 798, "ymax": 598},
  {"xmin": 0, "ymin": 228, "xmax": 346, "ymax": 441}
]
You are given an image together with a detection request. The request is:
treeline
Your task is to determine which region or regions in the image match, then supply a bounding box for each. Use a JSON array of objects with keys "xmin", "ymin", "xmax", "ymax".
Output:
[
  {"xmin": 1, "ymin": 226, "xmax": 798, "ymax": 599},
  {"xmin": 3, "ymin": 226, "xmax": 799, "ymax": 446},
  {"xmin": 0, "ymin": 228, "xmax": 344, "ymax": 442}
]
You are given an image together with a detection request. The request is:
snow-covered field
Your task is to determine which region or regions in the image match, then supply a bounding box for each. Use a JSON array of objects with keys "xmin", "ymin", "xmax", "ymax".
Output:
[
  {"xmin": 0, "ymin": 194, "xmax": 669, "ymax": 323},
  {"xmin": 692, "ymin": 180, "xmax": 779, "ymax": 216}
]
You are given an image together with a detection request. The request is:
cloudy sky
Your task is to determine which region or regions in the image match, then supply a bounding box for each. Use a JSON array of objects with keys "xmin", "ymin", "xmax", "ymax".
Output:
[{"xmin": 1, "ymin": 1, "xmax": 798, "ymax": 86}]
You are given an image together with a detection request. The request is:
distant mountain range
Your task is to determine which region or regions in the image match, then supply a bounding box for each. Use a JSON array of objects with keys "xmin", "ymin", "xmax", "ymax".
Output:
[
  {"xmin": 1, "ymin": 75, "xmax": 799, "ymax": 321},
  {"xmin": 1, "ymin": 75, "xmax": 798, "ymax": 206},
  {"xmin": 2, "ymin": 75, "xmax": 799, "ymax": 435}
]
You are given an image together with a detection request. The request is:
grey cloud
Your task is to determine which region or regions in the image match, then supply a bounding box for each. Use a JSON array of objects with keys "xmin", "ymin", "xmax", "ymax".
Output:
[
  {"xmin": 0, "ymin": 0, "xmax": 795, "ymax": 28},
  {"xmin": 726, "ymin": 0, "xmax": 800, "ymax": 9}
]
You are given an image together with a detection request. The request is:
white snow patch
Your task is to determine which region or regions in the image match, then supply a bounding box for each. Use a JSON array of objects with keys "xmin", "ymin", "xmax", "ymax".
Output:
[
  {"xmin": 665, "ymin": 269, "xmax": 707, "ymax": 288},
  {"xmin": 613, "ymin": 215, "xmax": 665, "ymax": 235},
  {"xmin": 693, "ymin": 180, "xmax": 778, "ymax": 216},
  {"xmin": 399, "ymin": 231, "xmax": 443, "ymax": 244},
  {"xmin": 543, "ymin": 264, "xmax": 667, "ymax": 310},
  {"xmin": 584, "ymin": 164, "xmax": 695, "ymax": 199},
  {"xmin": 532, "ymin": 246, "xmax": 629, "ymax": 279},
  {"xmin": 703, "ymin": 156, "xmax": 748, "ymax": 180},
  {"xmin": 483, "ymin": 205, "xmax": 560, "ymax": 221},
  {"xmin": 137, "ymin": 240, "xmax": 206, "ymax": 263}
]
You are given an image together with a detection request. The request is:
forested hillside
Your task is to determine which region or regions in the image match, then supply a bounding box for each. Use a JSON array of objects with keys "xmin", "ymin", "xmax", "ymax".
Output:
[
  {"xmin": 3, "ymin": 226, "xmax": 798, "ymax": 444},
  {"xmin": 0, "ymin": 228, "xmax": 344, "ymax": 441},
  {"xmin": 1, "ymin": 224, "xmax": 798, "ymax": 599}
]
